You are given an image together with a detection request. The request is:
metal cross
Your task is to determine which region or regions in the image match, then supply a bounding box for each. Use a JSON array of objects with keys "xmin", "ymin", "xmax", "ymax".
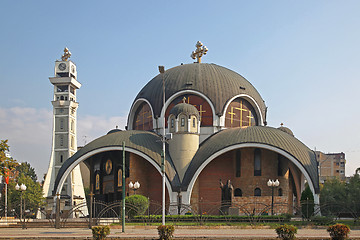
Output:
[
  {"xmin": 61, "ymin": 47, "xmax": 72, "ymax": 61},
  {"xmin": 191, "ymin": 41, "xmax": 208, "ymax": 63}
]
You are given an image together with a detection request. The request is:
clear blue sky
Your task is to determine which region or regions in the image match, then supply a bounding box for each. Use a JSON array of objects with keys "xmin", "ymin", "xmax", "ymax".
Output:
[{"xmin": 1, "ymin": 1, "xmax": 359, "ymax": 179}]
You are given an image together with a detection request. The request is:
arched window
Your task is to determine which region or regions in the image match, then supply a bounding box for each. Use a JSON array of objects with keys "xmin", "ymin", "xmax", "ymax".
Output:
[
  {"xmin": 225, "ymin": 98, "xmax": 258, "ymax": 128},
  {"xmin": 171, "ymin": 118, "xmax": 174, "ymax": 128},
  {"xmin": 60, "ymin": 136, "xmax": 64, "ymax": 146},
  {"xmin": 254, "ymin": 188, "xmax": 261, "ymax": 196},
  {"xmin": 133, "ymin": 102, "xmax": 153, "ymax": 131},
  {"xmin": 60, "ymin": 119, "xmax": 64, "ymax": 130},
  {"xmin": 193, "ymin": 117, "xmax": 196, "ymax": 128},
  {"xmin": 181, "ymin": 117, "xmax": 185, "ymax": 127},
  {"xmin": 234, "ymin": 188, "xmax": 242, "ymax": 197},
  {"xmin": 278, "ymin": 188, "xmax": 283, "ymax": 196},
  {"xmin": 60, "ymin": 96, "xmax": 64, "ymax": 100},
  {"xmin": 254, "ymin": 148, "xmax": 261, "ymax": 176},
  {"xmin": 60, "ymin": 155, "xmax": 63, "ymax": 163}
]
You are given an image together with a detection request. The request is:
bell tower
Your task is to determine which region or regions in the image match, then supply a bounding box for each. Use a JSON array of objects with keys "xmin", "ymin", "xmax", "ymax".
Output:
[{"xmin": 42, "ymin": 48, "xmax": 87, "ymax": 217}]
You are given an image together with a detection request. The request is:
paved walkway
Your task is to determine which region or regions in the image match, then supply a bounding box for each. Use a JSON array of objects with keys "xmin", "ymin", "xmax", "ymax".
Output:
[{"xmin": 0, "ymin": 226, "xmax": 360, "ymax": 239}]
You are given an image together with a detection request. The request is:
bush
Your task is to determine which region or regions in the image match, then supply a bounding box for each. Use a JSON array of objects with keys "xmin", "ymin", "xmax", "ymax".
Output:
[
  {"xmin": 125, "ymin": 194, "xmax": 149, "ymax": 218},
  {"xmin": 157, "ymin": 225, "xmax": 175, "ymax": 240},
  {"xmin": 91, "ymin": 225, "xmax": 110, "ymax": 240},
  {"xmin": 275, "ymin": 224, "xmax": 297, "ymax": 240},
  {"xmin": 327, "ymin": 223, "xmax": 350, "ymax": 240}
]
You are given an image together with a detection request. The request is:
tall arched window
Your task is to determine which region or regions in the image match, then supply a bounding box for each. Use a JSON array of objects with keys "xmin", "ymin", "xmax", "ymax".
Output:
[
  {"xmin": 278, "ymin": 188, "xmax": 283, "ymax": 196},
  {"xmin": 234, "ymin": 188, "xmax": 242, "ymax": 197},
  {"xmin": 254, "ymin": 188, "xmax": 261, "ymax": 196},
  {"xmin": 60, "ymin": 119, "xmax": 64, "ymax": 130},
  {"xmin": 181, "ymin": 117, "xmax": 185, "ymax": 127},
  {"xmin": 254, "ymin": 148, "xmax": 261, "ymax": 176},
  {"xmin": 60, "ymin": 155, "xmax": 63, "ymax": 163}
]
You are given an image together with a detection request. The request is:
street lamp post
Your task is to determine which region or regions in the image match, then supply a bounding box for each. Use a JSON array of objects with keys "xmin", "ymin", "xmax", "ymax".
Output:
[
  {"xmin": 128, "ymin": 181, "xmax": 140, "ymax": 195},
  {"xmin": 159, "ymin": 65, "xmax": 166, "ymax": 226},
  {"xmin": 267, "ymin": 179, "xmax": 279, "ymax": 215},
  {"xmin": 15, "ymin": 183, "xmax": 27, "ymax": 229}
]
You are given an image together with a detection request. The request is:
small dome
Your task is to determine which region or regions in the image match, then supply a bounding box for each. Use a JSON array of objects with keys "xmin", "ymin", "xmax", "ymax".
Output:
[
  {"xmin": 169, "ymin": 102, "xmax": 200, "ymax": 118},
  {"xmin": 107, "ymin": 128, "xmax": 122, "ymax": 135},
  {"xmin": 278, "ymin": 126, "xmax": 294, "ymax": 137}
]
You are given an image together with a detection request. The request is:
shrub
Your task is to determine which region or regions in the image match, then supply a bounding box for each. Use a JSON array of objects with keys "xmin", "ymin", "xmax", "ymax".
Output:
[
  {"xmin": 157, "ymin": 225, "xmax": 175, "ymax": 240},
  {"xmin": 327, "ymin": 223, "xmax": 350, "ymax": 240},
  {"xmin": 91, "ymin": 225, "xmax": 110, "ymax": 240},
  {"xmin": 275, "ymin": 224, "xmax": 297, "ymax": 240},
  {"xmin": 125, "ymin": 194, "xmax": 149, "ymax": 218}
]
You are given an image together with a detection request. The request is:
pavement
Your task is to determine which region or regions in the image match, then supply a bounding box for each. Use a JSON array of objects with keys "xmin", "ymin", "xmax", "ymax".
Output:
[{"xmin": 0, "ymin": 226, "xmax": 360, "ymax": 239}]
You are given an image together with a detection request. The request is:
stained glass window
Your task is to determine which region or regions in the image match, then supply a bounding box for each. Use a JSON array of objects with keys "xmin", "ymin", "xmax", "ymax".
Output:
[{"xmin": 225, "ymin": 98, "xmax": 258, "ymax": 128}]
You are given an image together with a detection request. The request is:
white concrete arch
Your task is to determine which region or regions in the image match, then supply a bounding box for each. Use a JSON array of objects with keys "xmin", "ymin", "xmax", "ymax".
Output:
[
  {"xmin": 54, "ymin": 146, "xmax": 175, "ymax": 203},
  {"xmin": 127, "ymin": 98, "xmax": 155, "ymax": 130},
  {"xmin": 220, "ymin": 94, "xmax": 264, "ymax": 127},
  {"xmin": 184, "ymin": 143, "xmax": 319, "ymax": 205},
  {"xmin": 160, "ymin": 90, "xmax": 217, "ymax": 128}
]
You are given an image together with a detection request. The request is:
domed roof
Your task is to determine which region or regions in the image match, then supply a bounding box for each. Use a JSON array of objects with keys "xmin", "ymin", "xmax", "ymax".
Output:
[
  {"xmin": 169, "ymin": 102, "xmax": 200, "ymax": 118},
  {"xmin": 278, "ymin": 126, "xmax": 294, "ymax": 137},
  {"xmin": 107, "ymin": 128, "xmax": 122, "ymax": 134},
  {"xmin": 182, "ymin": 126, "xmax": 319, "ymax": 193},
  {"xmin": 134, "ymin": 63, "xmax": 266, "ymax": 121}
]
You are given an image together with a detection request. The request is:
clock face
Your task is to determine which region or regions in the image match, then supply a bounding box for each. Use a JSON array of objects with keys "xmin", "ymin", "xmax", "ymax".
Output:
[{"xmin": 58, "ymin": 63, "xmax": 66, "ymax": 71}]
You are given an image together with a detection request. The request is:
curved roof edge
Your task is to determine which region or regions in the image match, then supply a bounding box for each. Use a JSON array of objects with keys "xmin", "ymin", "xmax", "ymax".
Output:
[
  {"xmin": 182, "ymin": 126, "xmax": 319, "ymax": 193},
  {"xmin": 133, "ymin": 63, "xmax": 267, "ymax": 121},
  {"xmin": 53, "ymin": 130, "xmax": 181, "ymax": 196}
]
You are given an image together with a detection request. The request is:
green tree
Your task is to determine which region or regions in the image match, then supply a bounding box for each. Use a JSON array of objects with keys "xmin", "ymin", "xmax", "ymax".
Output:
[
  {"xmin": 16, "ymin": 162, "xmax": 37, "ymax": 182},
  {"xmin": 320, "ymin": 178, "xmax": 347, "ymax": 216},
  {"xmin": 300, "ymin": 184, "xmax": 314, "ymax": 219},
  {"xmin": 346, "ymin": 173, "xmax": 360, "ymax": 215},
  {"xmin": 125, "ymin": 194, "xmax": 149, "ymax": 218},
  {"xmin": 6, "ymin": 161, "xmax": 45, "ymax": 218},
  {"xmin": 0, "ymin": 140, "xmax": 18, "ymax": 176}
]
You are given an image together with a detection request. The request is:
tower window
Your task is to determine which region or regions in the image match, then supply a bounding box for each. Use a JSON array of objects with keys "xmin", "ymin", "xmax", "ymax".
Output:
[
  {"xmin": 60, "ymin": 136, "xmax": 64, "ymax": 146},
  {"xmin": 254, "ymin": 148, "xmax": 261, "ymax": 176},
  {"xmin": 181, "ymin": 118, "xmax": 185, "ymax": 127},
  {"xmin": 57, "ymin": 85, "xmax": 68, "ymax": 92},
  {"xmin": 234, "ymin": 188, "xmax": 242, "ymax": 197},
  {"xmin": 60, "ymin": 96, "xmax": 64, "ymax": 100},
  {"xmin": 60, "ymin": 155, "xmax": 63, "ymax": 163},
  {"xmin": 235, "ymin": 150, "xmax": 241, "ymax": 177},
  {"xmin": 65, "ymin": 96, "xmax": 68, "ymax": 101},
  {"xmin": 193, "ymin": 118, "xmax": 196, "ymax": 128},
  {"xmin": 278, "ymin": 188, "xmax": 283, "ymax": 196},
  {"xmin": 60, "ymin": 119, "xmax": 64, "ymax": 130},
  {"xmin": 171, "ymin": 119, "xmax": 174, "ymax": 128},
  {"xmin": 254, "ymin": 188, "xmax": 261, "ymax": 196}
]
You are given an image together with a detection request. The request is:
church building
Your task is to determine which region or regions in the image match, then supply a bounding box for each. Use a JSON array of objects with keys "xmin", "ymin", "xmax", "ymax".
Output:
[{"xmin": 53, "ymin": 42, "xmax": 319, "ymax": 215}]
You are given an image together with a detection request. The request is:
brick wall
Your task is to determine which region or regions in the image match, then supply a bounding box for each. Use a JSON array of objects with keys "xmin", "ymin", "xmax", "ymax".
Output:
[{"xmin": 190, "ymin": 147, "xmax": 294, "ymax": 214}]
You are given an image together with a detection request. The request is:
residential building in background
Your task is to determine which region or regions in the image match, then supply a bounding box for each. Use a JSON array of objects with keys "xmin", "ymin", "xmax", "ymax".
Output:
[{"xmin": 316, "ymin": 151, "xmax": 346, "ymax": 183}]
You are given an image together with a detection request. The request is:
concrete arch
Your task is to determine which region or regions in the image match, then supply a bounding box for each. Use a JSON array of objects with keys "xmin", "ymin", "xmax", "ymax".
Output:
[
  {"xmin": 221, "ymin": 94, "xmax": 264, "ymax": 126},
  {"xmin": 54, "ymin": 146, "xmax": 174, "ymax": 203},
  {"xmin": 184, "ymin": 143, "xmax": 319, "ymax": 205},
  {"xmin": 160, "ymin": 90, "xmax": 217, "ymax": 128},
  {"xmin": 127, "ymin": 98, "xmax": 155, "ymax": 130}
]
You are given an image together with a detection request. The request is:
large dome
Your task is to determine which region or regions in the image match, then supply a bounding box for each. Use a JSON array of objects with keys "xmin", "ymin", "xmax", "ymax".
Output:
[{"xmin": 133, "ymin": 63, "xmax": 266, "ymax": 122}]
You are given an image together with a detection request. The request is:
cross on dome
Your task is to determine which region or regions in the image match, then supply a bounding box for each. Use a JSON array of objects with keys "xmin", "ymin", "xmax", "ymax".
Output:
[{"xmin": 191, "ymin": 41, "xmax": 208, "ymax": 63}]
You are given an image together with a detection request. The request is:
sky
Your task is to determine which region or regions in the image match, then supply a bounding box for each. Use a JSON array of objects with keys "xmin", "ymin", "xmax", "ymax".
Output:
[{"xmin": 1, "ymin": 1, "xmax": 359, "ymax": 180}]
